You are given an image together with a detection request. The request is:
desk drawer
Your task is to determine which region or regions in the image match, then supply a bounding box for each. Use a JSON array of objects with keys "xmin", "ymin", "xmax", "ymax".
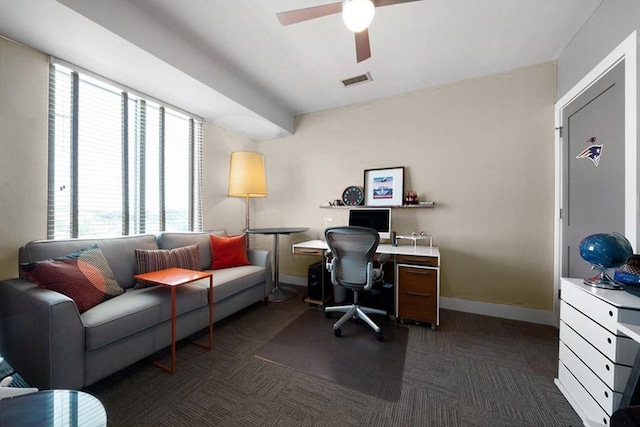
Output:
[
  {"xmin": 558, "ymin": 362, "xmax": 610, "ymax": 426},
  {"xmin": 559, "ymin": 342, "xmax": 621, "ymax": 415},
  {"xmin": 560, "ymin": 320, "xmax": 631, "ymax": 391},
  {"xmin": 396, "ymin": 255, "xmax": 438, "ymax": 266},
  {"xmin": 293, "ymin": 247, "xmax": 324, "ymax": 256},
  {"xmin": 398, "ymin": 265, "xmax": 437, "ymax": 323},
  {"xmin": 561, "ymin": 300, "xmax": 638, "ymax": 365}
]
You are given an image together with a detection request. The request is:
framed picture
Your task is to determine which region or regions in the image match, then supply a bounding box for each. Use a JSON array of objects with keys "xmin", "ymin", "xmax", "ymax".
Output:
[{"xmin": 364, "ymin": 167, "xmax": 405, "ymax": 206}]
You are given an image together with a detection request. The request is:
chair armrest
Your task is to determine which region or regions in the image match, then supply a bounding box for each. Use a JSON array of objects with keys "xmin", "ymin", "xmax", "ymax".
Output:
[
  {"xmin": 364, "ymin": 262, "xmax": 374, "ymax": 290},
  {"xmin": 0, "ymin": 278, "xmax": 85, "ymax": 390},
  {"xmin": 247, "ymin": 249, "xmax": 273, "ymax": 295}
]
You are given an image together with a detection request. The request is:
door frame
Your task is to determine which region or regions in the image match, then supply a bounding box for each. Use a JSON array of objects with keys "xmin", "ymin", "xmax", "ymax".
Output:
[{"xmin": 554, "ymin": 31, "xmax": 637, "ymax": 324}]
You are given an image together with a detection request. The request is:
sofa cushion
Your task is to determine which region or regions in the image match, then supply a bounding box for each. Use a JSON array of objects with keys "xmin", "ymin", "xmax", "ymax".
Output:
[
  {"xmin": 158, "ymin": 231, "xmax": 226, "ymax": 270},
  {"xmin": 21, "ymin": 245, "xmax": 125, "ymax": 313},
  {"xmin": 20, "ymin": 234, "xmax": 159, "ymax": 289},
  {"xmin": 134, "ymin": 244, "xmax": 200, "ymax": 289},
  {"xmin": 210, "ymin": 234, "xmax": 250, "ymax": 270},
  {"xmin": 82, "ymin": 282, "xmax": 209, "ymax": 351},
  {"xmin": 210, "ymin": 265, "xmax": 266, "ymax": 302},
  {"xmin": 82, "ymin": 264, "xmax": 266, "ymax": 350}
]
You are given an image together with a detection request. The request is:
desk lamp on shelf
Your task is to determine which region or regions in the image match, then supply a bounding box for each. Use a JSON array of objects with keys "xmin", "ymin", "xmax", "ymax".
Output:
[{"xmin": 228, "ymin": 151, "xmax": 268, "ymax": 239}]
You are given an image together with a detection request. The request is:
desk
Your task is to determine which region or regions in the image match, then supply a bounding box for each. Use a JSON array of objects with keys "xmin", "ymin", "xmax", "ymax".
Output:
[
  {"xmin": 0, "ymin": 390, "xmax": 107, "ymax": 426},
  {"xmin": 247, "ymin": 227, "xmax": 309, "ymax": 302},
  {"xmin": 133, "ymin": 268, "xmax": 213, "ymax": 374},
  {"xmin": 292, "ymin": 239, "xmax": 441, "ymax": 327}
]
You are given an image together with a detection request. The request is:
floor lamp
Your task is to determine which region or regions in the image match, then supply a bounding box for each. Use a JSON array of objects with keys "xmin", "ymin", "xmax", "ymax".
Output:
[{"xmin": 228, "ymin": 151, "xmax": 268, "ymax": 234}]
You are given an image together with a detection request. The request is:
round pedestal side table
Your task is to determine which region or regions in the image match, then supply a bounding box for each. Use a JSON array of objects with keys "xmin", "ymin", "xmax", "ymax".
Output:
[{"xmin": 247, "ymin": 227, "xmax": 309, "ymax": 302}]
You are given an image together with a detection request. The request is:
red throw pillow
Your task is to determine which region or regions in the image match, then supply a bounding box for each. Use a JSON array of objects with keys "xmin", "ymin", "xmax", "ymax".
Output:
[{"xmin": 210, "ymin": 234, "xmax": 250, "ymax": 270}]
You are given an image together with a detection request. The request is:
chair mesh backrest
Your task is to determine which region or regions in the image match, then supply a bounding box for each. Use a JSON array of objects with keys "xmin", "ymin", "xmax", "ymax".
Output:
[{"xmin": 324, "ymin": 226, "xmax": 379, "ymax": 286}]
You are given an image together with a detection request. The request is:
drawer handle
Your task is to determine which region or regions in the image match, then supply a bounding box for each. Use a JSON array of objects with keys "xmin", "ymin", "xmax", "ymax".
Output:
[
  {"xmin": 298, "ymin": 249, "xmax": 319, "ymax": 254},
  {"xmin": 609, "ymin": 310, "xmax": 614, "ymax": 317},
  {"xmin": 405, "ymin": 291, "xmax": 430, "ymax": 297},
  {"xmin": 608, "ymin": 337, "xmax": 612, "ymax": 344},
  {"xmin": 605, "ymin": 390, "xmax": 609, "ymax": 398},
  {"xmin": 408, "ymin": 271, "xmax": 432, "ymax": 276},
  {"xmin": 606, "ymin": 364, "xmax": 610, "ymax": 371}
]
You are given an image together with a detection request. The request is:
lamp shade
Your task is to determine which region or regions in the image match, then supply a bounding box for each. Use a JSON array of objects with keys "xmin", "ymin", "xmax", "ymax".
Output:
[
  {"xmin": 342, "ymin": 0, "xmax": 375, "ymax": 33},
  {"xmin": 228, "ymin": 151, "xmax": 268, "ymax": 198}
]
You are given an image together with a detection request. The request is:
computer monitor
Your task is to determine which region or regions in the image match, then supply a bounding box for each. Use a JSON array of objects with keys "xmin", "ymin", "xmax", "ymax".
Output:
[{"xmin": 348, "ymin": 208, "xmax": 391, "ymax": 240}]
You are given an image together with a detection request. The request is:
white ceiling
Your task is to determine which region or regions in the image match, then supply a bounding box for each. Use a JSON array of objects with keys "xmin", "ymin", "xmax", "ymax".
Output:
[{"xmin": 0, "ymin": 0, "xmax": 603, "ymax": 140}]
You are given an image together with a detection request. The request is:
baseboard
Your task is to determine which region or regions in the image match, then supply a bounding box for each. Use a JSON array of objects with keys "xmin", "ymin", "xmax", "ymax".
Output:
[
  {"xmin": 279, "ymin": 274, "xmax": 307, "ymax": 288},
  {"xmin": 282, "ymin": 275, "xmax": 556, "ymax": 326},
  {"xmin": 439, "ymin": 296, "xmax": 556, "ymax": 326}
]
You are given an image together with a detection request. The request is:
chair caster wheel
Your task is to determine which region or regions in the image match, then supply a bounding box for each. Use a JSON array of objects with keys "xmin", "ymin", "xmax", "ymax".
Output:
[
  {"xmin": 375, "ymin": 331, "xmax": 384, "ymax": 342},
  {"xmin": 334, "ymin": 328, "xmax": 342, "ymax": 337}
]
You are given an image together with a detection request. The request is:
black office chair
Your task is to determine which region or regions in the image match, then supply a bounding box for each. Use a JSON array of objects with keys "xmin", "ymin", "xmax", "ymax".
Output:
[{"xmin": 324, "ymin": 226, "xmax": 387, "ymax": 341}]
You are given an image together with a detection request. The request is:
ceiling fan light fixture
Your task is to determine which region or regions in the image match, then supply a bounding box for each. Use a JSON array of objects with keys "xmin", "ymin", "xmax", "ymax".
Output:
[{"xmin": 342, "ymin": 0, "xmax": 375, "ymax": 33}]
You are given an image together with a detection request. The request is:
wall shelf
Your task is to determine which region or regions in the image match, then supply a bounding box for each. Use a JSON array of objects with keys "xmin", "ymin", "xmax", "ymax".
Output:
[{"xmin": 319, "ymin": 203, "xmax": 435, "ymax": 209}]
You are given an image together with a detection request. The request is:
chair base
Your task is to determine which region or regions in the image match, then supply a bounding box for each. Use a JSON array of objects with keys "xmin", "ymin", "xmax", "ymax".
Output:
[{"xmin": 325, "ymin": 303, "xmax": 386, "ymax": 335}]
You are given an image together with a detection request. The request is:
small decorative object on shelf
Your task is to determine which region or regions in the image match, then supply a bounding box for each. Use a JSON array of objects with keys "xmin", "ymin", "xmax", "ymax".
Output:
[
  {"xmin": 341, "ymin": 186, "xmax": 364, "ymax": 206},
  {"xmin": 404, "ymin": 191, "xmax": 419, "ymax": 205},
  {"xmin": 396, "ymin": 232, "xmax": 432, "ymax": 247}
]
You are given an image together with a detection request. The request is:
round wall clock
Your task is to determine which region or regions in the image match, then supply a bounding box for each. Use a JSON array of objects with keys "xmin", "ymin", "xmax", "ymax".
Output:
[{"xmin": 342, "ymin": 186, "xmax": 364, "ymax": 206}]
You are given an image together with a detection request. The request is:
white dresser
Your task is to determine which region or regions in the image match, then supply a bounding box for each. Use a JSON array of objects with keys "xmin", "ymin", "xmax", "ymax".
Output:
[{"xmin": 556, "ymin": 278, "xmax": 640, "ymax": 426}]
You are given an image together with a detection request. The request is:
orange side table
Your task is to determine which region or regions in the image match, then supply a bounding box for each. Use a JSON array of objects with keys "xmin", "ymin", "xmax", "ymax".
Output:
[{"xmin": 134, "ymin": 267, "xmax": 213, "ymax": 374}]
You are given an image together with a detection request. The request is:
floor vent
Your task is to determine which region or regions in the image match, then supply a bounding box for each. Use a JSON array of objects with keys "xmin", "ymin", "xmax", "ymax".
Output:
[{"xmin": 341, "ymin": 72, "xmax": 372, "ymax": 88}]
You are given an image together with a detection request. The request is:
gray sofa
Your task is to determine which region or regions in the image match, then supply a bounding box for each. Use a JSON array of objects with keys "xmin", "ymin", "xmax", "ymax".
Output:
[{"xmin": 0, "ymin": 232, "xmax": 272, "ymax": 390}]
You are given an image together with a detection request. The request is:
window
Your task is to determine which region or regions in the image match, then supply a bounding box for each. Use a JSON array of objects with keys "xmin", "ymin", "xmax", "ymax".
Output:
[{"xmin": 48, "ymin": 61, "xmax": 203, "ymax": 239}]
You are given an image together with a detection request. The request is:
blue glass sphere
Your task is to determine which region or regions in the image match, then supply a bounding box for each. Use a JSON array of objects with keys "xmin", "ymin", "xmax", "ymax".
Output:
[{"xmin": 579, "ymin": 233, "xmax": 633, "ymax": 269}]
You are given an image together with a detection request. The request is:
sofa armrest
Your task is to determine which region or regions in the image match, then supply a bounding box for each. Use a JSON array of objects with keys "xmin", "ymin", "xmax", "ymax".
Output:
[
  {"xmin": 247, "ymin": 249, "xmax": 273, "ymax": 296},
  {"xmin": 0, "ymin": 279, "xmax": 85, "ymax": 390}
]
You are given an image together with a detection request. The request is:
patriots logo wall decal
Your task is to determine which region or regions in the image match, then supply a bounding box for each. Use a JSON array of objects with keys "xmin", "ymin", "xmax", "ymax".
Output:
[{"xmin": 576, "ymin": 137, "xmax": 603, "ymax": 166}]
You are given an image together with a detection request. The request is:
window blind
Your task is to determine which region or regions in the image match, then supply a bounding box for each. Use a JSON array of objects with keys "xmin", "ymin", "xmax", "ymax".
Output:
[{"xmin": 47, "ymin": 62, "xmax": 203, "ymax": 239}]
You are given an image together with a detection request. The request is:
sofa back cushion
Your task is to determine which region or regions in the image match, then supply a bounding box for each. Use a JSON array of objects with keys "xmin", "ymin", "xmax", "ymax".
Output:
[
  {"xmin": 19, "ymin": 234, "xmax": 158, "ymax": 289},
  {"xmin": 157, "ymin": 231, "xmax": 226, "ymax": 270}
]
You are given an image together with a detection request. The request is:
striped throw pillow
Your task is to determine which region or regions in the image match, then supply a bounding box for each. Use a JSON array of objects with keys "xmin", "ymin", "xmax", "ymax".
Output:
[{"xmin": 134, "ymin": 244, "xmax": 201, "ymax": 289}]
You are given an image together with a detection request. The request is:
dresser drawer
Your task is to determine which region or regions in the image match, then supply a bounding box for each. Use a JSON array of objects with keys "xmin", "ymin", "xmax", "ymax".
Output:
[
  {"xmin": 562, "ymin": 282, "xmax": 640, "ymax": 333},
  {"xmin": 560, "ymin": 320, "xmax": 631, "ymax": 391},
  {"xmin": 561, "ymin": 300, "xmax": 638, "ymax": 365},
  {"xmin": 397, "ymin": 265, "xmax": 437, "ymax": 323},
  {"xmin": 396, "ymin": 255, "xmax": 438, "ymax": 266},
  {"xmin": 558, "ymin": 362, "xmax": 610, "ymax": 426},
  {"xmin": 559, "ymin": 342, "xmax": 621, "ymax": 415}
]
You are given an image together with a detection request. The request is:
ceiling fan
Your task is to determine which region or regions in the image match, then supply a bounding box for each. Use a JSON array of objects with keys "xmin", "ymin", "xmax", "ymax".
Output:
[{"xmin": 277, "ymin": 0, "xmax": 422, "ymax": 63}]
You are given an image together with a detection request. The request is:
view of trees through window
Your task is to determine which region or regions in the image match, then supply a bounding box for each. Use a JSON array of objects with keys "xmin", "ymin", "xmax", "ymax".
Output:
[{"xmin": 48, "ymin": 62, "xmax": 203, "ymax": 239}]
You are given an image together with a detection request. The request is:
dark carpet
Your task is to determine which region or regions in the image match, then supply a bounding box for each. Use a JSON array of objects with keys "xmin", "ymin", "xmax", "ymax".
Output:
[
  {"xmin": 255, "ymin": 309, "xmax": 409, "ymax": 402},
  {"xmin": 84, "ymin": 291, "xmax": 583, "ymax": 426}
]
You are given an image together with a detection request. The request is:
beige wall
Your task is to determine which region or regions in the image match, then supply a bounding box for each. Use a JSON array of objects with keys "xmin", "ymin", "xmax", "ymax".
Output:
[
  {"xmin": 0, "ymin": 35, "xmax": 557, "ymax": 312},
  {"xmin": 252, "ymin": 62, "xmax": 557, "ymax": 311},
  {"xmin": 0, "ymin": 38, "xmax": 48, "ymax": 280}
]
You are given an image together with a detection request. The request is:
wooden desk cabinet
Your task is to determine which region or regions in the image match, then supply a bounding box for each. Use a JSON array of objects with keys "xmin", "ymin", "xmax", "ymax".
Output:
[{"xmin": 397, "ymin": 263, "xmax": 438, "ymax": 326}]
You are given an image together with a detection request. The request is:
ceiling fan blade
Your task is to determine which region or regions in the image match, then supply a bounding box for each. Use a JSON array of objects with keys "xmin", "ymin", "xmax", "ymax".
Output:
[
  {"xmin": 276, "ymin": 2, "xmax": 342, "ymax": 26},
  {"xmin": 374, "ymin": 0, "xmax": 423, "ymax": 7},
  {"xmin": 355, "ymin": 29, "xmax": 371, "ymax": 63}
]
